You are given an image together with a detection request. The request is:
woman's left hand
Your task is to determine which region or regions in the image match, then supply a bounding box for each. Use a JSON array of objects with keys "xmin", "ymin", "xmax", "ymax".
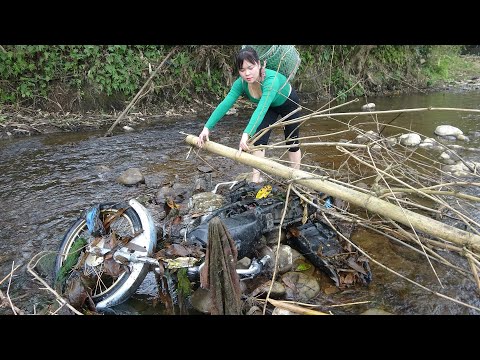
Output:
[{"xmin": 238, "ymin": 133, "xmax": 250, "ymax": 152}]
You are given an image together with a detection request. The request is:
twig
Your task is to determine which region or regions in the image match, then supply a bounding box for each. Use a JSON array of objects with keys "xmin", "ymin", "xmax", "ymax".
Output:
[
  {"xmin": 263, "ymin": 183, "xmax": 292, "ymax": 315},
  {"xmin": 249, "ymin": 98, "xmax": 358, "ymax": 146},
  {"xmin": 0, "ymin": 289, "xmax": 24, "ymax": 315},
  {"xmin": 366, "ymin": 144, "xmax": 444, "ymax": 287},
  {"xmin": 266, "ymin": 298, "xmax": 329, "ymax": 315},
  {"xmin": 51, "ymin": 301, "xmax": 68, "ymax": 315},
  {"xmin": 6, "ymin": 261, "xmax": 24, "ymax": 315},
  {"xmin": 0, "ymin": 262, "xmax": 25, "ymax": 315},
  {"xmin": 466, "ymin": 252, "xmax": 480, "ymax": 296},
  {"xmin": 465, "ymin": 248, "xmax": 480, "ymax": 263},
  {"xmin": 0, "ymin": 264, "xmax": 21, "ymax": 286},
  {"xmin": 308, "ymin": 106, "xmax": 480, "ymax": 119},
  {"xmin": 327, "ymin": 300, "xmax": 371, "ymax": 308},
  {"xmin": 292, "ymin": 185, "xmax": 470, "ymax": 279},
  {"xmin": 253, "ymin": 141, "xmax": 368, "ymax": 151},
  {"xmin": 320, "ymin": 213, "xmax": 480, "ymax": 313},
  {"xmin": 377, "ymin": 187, "xmax": 480, "ymax": 202},
  {"xmin": 385, "ymin": 221, "xmax": 469, "ymax": 276},
  {"xmin": 27, "ymin": 251, "xmax": 83, "ymax": 315},
  {"xmin": 338, "ymin": 145, "xmax": 480, "ymax": 240}
]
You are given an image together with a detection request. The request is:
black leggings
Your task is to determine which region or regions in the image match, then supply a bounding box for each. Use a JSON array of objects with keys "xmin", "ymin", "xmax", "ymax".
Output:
[{"xmin": 252, "ymin": 87, "xmax": 301, "ymax": 152}]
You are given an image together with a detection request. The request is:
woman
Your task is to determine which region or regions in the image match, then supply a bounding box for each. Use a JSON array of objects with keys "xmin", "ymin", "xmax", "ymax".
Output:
[{"xmin": 197, "ymin": 46, "xmax": 302, "ymax": 183}]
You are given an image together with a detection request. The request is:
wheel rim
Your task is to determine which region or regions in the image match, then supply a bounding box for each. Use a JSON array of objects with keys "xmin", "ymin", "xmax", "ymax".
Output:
[{"xmin": 59, "ymin": 208, "xmax": 136, "ymax": 299}]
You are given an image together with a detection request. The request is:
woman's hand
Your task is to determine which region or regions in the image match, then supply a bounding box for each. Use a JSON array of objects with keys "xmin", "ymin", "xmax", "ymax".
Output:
[
  {"xmin": 197, "ymin": 127, "xmax": 210, "ymax": 148},
  {"xmin": 238, "ymin": 132, "xmax": 250, "ymax": 152}
]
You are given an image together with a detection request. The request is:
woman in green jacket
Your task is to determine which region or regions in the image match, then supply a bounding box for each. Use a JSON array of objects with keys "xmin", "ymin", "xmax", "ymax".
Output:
[{"xmin": 197, "ymin": 46, "xmax": 302, "ymax": 183}]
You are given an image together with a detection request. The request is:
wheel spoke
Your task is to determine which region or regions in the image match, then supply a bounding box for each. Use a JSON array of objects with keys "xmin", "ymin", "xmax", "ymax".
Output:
[{"xmin": 56, "ymin": 203, "xmax": 146, "ymax": 307}]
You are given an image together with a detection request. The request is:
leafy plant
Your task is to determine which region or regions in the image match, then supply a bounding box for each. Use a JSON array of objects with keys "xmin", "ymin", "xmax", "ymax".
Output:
[{"xmin": 0, "ymin": 45, "xmax": 469, "ymax": 112}]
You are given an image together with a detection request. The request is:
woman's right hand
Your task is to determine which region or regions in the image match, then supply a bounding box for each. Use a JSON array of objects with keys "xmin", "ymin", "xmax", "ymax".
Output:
[{"xmin": 197, "ymin": 127, "xmax": 210, "ymax": 148}]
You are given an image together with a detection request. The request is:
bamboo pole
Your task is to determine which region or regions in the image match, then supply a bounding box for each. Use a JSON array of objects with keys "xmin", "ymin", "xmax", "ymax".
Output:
[{"xmin": 185, "ymin": 134, "xmax": 480, "ymax": 251}]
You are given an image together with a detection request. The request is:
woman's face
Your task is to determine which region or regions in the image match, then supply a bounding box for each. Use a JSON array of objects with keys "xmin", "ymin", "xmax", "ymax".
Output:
[{"xmin": 238, "ymin": 59, "xmax": 260, "ymax": 83}]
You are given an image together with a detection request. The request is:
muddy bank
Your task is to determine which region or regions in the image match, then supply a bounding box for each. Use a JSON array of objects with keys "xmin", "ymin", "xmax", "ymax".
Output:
[{"xmin": 0, "ymin": 104, "xmax": 203, "ymax": 140}]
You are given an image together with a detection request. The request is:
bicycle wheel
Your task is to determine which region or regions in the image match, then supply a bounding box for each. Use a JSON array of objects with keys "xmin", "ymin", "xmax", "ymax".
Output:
[{"xmin": 54, "ymin": 201, "xmax": 152, "ymax": 309}]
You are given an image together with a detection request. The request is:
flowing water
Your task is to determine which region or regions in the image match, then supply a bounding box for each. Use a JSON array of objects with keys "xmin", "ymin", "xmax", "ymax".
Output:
[{"xmin": 1, "ymin": 89, "xmax": 480, "ymax": 315}]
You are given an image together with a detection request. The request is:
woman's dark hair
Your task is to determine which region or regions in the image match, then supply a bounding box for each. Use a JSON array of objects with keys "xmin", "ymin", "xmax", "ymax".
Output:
[{"xmin": 236, "ymin": 46, "xmax": 260, "ymax": 70}]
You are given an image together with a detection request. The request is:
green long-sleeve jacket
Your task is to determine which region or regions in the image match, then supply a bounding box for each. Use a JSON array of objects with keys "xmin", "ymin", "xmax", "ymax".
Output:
[{"xmin": 204, "ymin": 69, "xmax": 292, "ymax": 137}]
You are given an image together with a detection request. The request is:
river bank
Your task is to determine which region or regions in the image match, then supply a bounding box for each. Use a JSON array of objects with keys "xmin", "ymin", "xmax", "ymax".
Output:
[{"xmin": 2, "ymin": 55, "xmax": 480, "ymax": 140}]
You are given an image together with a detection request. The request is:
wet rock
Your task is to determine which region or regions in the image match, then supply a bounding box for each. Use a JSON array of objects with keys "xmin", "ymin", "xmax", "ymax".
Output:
[
  {"xmin": 116, "ymin": 167, "xmax": 145, "ymax": 186},
  {"xmin": 257, "ymin": 244, "xmax": 294, "ymax": 274},
  {"xmin": 155, "ymin": 186, "xmax": 175, "ymax": 204},
  {"xmin": 442, "ymin": 163, "xmax": 464, "ymax": 173},
  {"xmin": 434, "ymin": 125, "xmax": 463, "ymax": 137},
  {"xmin": 361, "ymin": 103, "xmax": 376, "ymax": 110},
  {"xmin": 237, "ymin": 257, "xmax": 251, "ymax": 269},
  {"xmin": 419, "ymin": 137, "xmax": 441, "ymax": 150},
  {"xmin": 438, "ymin": 135, "xmax": 458, "ymax": 142},
  {"xmin": 440, "ymin": 151, "xmax": 452, "ymax": 160},
  {"xmin": 399, "ymin": 133, "xmax": 421, "ymax": 146},
  {"xmin": 361, "ymin": 308, "xmax": 393, "ymax": 315},
  {"xmin": 155, "ymin": 184, "xmax": 190, "ymax": 205},
  {"xmin": 190, "ymin": 287, "xmax": 211, "ymax": 314},
  {"xmin": 467, "ymin": 131, "xmax": 480, "ymax": 138},
  {"xmin": 441, "ymin": 158, "xmax": 456, "ymax": 165},
  {"xmin": 385, "ymin": 137, "xmax": 397, "ymax": 147},
  {"xmin": 354, "ymin": 130, "xmax": 380, "ymax": 144},
  {"xmin": 272, "ymin": 307, "xmax": 297, "ymax": 315},
  {"xmin": 197, "ymin": 165, "xmax": 213, "ymax": 173},
  {"xmin": 442, "ymin": 160, "xmax": 479, "ymax": 176},
  {"xmin": 193, "ymin": 173, "xmax": 212, "ymax": 193},
  {"xmin": 250, "ymin": 280, "xmax": 286, "ymax": 298},
  {"xmin": 172, "ymin": 183, "xmax": 191, "ymax": 203},
  {"xmin": 281, "ymin": 271, "xmax": 320, "ymax": 302},
  {"xmin": 188, "ymin": 192, "xmax": 226, "ymax": 213},
  {"xmin": 418, "ymin": 138, "xmax": 435, "ymax": 149},
  {"xmin": 290, "ymin": 247, "xmax": 304, "ymax": 262},
  {"xmin": 292, "ymin": 258, "xmax": 316, "ymax": 276}
]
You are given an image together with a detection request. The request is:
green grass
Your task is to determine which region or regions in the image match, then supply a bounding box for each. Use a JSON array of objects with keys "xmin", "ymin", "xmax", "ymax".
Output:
[{"xmin": 423, "ymin": 46, "xmax": 480, "ymax": 86}]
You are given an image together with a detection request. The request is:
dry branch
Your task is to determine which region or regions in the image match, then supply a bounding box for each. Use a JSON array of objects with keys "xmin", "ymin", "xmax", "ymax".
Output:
[
  {"xmin": 320, "ymin": 213, "xmax": 480, "ymax": 312},
  {"xmin": 0, "ymin": 262, "xmax": 25, "ymax": 315},
  {"xmin": 0, "ymin": 289, "xmax": 24, "ymax": 315},
  {"xmin": 27, "ymin": 251, "xmax": 83, "ymax": 315},
  {"xmin": 104, "ymin": 46, "xmax": 178, "ymax": 137},
  {"xmin": 185, "ymin": 134, "xmax": 480, "ymax": 252},
  {"xmin": 0, "ymin": 264, "xmax": 21, "ymax": 286}
]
